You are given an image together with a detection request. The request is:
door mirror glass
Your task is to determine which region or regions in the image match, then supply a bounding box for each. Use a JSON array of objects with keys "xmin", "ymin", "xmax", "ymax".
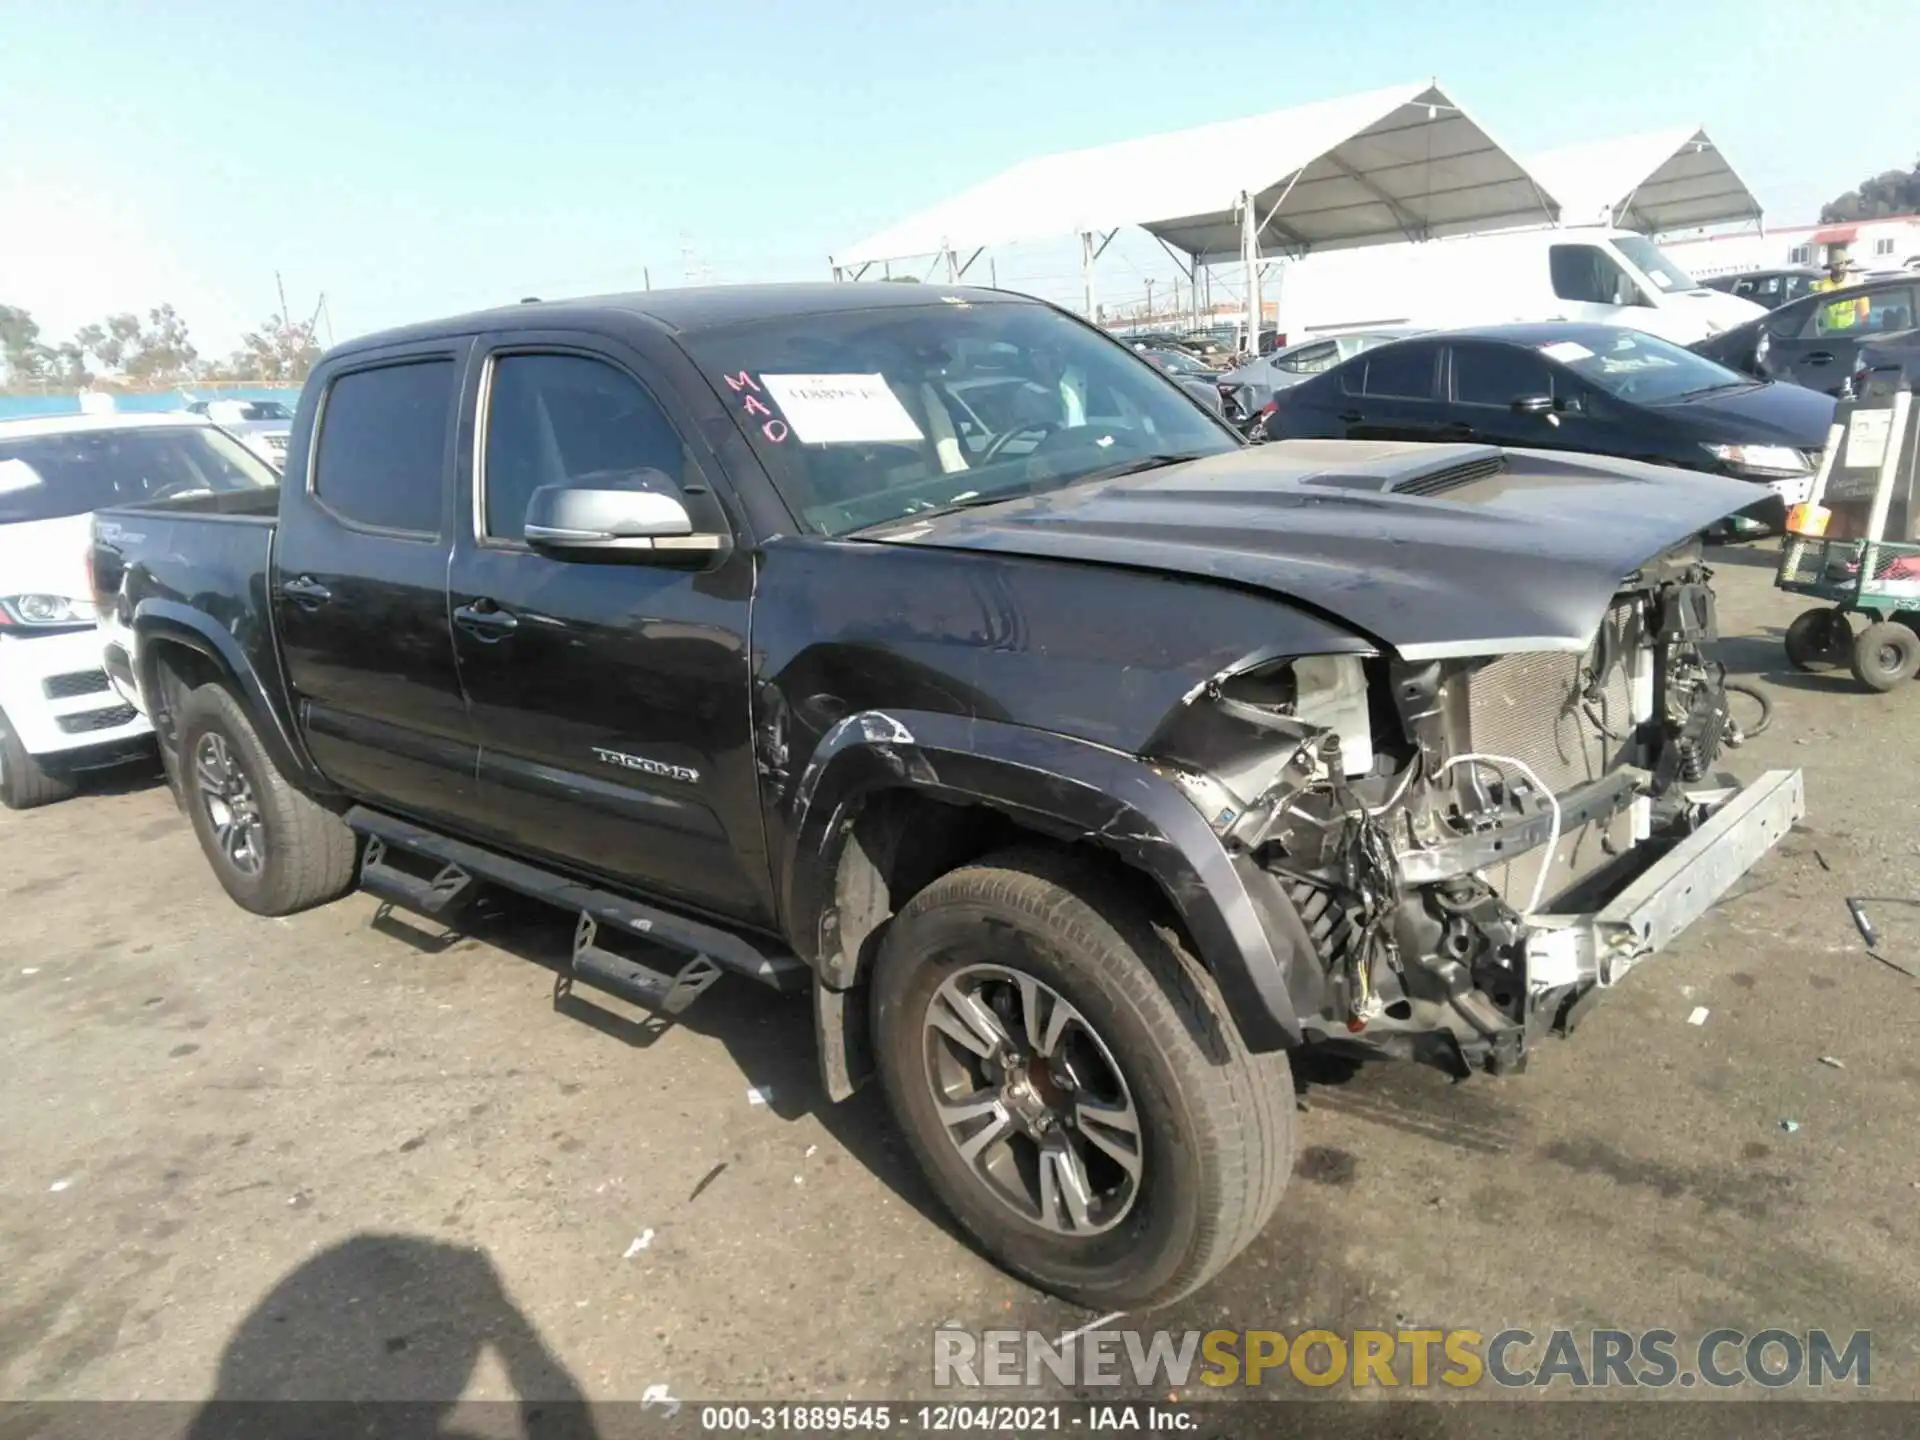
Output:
[
  {"xmin": 1511, "ymin": 394, "xmax": 1556, "ymax": 416},
  {"xmin": 523, "ymin": 478, "xmax": 721, "ymax": 558}
]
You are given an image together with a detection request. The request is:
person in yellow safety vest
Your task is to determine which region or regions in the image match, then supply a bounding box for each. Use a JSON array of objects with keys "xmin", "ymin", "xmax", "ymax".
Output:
[{"xmin": 1812, "ymin": 257, "xmax": 1870, "ymax": 330}]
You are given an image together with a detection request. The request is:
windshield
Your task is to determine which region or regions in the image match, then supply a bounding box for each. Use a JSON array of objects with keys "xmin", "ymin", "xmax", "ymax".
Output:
[
  {"xmin": 685, "ymin": 301, "xmax": 1238, "ymax": 536},
  {"xmin": 243, "ymin": 400, "xmax": 294, "ymax": 420},
  {"xmin": 0, "ymin": 426, "xmax": 277, "ymax": 524},
  {"xmin": 1614, "ymin": 236, "xmax": 1702, "ymax": 295},
  {"xmin": 1541, "ymin": 329, "xmax": 1753, "ymax": 404}
]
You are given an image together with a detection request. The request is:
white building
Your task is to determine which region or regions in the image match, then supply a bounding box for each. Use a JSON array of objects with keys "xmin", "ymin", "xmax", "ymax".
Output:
[{"xmin": 1663, "ymin": 215, "xmax": 1920, "ymax": 279}]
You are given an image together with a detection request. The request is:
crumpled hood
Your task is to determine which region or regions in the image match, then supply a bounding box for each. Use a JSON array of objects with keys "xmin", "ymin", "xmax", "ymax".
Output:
[{"xmin": 866, "ymin": 441, "xmax": 1761, "ymax": 660}]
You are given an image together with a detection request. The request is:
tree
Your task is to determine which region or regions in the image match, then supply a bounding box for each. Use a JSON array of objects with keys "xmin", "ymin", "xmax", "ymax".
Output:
[
  {"xmin": 123, "ymin": 303, "xmax": 198, "ymax": 384},
  {"xmin": 229, "ymin": 309, "xmax": 321, "ymax": 383},
  {"xmin": 0, "ymin": 303, "xmax": 51, "ymax": 386},
  {"xmin": 1820, "ymin": 159, "xmax": 1920, "ymax": 223}
]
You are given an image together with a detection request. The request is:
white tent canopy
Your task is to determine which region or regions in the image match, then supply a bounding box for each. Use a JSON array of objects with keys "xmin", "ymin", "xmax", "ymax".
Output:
[
  {"xmin": 1523, "ymin": 128, "xmax": 1760, "ymax": 234},
  {"xmin": 832, "ymin": 81, "xmax": 1558, "ymax": 339}
]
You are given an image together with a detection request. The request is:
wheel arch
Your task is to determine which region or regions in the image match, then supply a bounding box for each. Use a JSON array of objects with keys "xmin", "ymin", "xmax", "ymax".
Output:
[{"xmin": 784, "ymin": 710, "xmax": 1316, "ymax": 1099}]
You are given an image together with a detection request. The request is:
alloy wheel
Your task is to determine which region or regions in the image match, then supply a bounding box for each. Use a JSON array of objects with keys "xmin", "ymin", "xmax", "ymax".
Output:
[
  {"xmin": 194, "ymin": 732, "xmax": 265, "ymax": 876},
  {"xmin": 921, "ymin": 964, "xmax": 1144, "ymax": 1236}
]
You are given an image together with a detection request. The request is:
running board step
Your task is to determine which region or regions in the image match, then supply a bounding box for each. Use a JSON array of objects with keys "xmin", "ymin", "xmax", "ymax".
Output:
[
  {"xmin": 345, "ymin": 806, "xmax": 809, "ymax": 993},
  {"xmin": 571, "ymin": 914, "xmax": 723, "ymax": 1015},
  {"xmin": 359, "ymin": 834, "xmax": 475, "ymax": 918}
]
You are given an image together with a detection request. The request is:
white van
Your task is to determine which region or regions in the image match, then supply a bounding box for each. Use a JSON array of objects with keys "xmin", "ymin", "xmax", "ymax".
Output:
[{"xmin": 1278, "ymin": 226, "xmax": 1766, "ymax": 346}]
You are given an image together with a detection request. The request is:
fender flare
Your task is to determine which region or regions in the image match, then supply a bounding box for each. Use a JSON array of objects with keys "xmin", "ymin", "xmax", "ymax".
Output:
[
  {"xmin": 783, "ymin": 709, "xmax": 1310, "ymax": 1050},
  {"xmin": 131, "ymin": 599, "xmax": 323, "ymax": 791}
]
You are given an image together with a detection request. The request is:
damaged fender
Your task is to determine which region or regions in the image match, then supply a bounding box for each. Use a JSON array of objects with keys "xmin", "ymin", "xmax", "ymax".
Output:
[{"xmin": 782, "ymin": 707, "xmax": 1314, "ymax": 1052}]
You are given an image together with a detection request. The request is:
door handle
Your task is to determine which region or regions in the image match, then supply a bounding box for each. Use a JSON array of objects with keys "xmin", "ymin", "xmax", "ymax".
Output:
[
  {"xmin": 280, "ymin": 575, "xmax": 332, "ymax": 605},
  {"xmin": 1804, "ymin": 351, "xmax": 1834, "ymax": 365},
  {"xmin": 454, "ymin": 599, "xmax": 519, "ymax": 640},
  {"xmin": 1440, "ymin": 421, "xmax": 1474, "ymax": 438},
  {"xmin": 1338, "ymin": 411, "xmax": 1365, "ymax": 425}
]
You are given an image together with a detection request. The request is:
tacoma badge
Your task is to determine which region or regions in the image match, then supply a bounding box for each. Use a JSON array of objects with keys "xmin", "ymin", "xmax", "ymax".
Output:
[{"xmin": 591, "ymin": 747, "xmax": 700, "ymax": 784}]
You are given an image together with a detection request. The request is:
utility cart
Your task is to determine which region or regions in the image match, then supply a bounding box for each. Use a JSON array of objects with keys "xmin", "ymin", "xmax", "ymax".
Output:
[{"xmin": 1776, "ymin": 345, "xmax": 1920, "ymax": 691}]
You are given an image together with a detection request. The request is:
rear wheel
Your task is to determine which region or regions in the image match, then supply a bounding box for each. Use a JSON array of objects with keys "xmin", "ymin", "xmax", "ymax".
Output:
[
  {"xmin": 1850, "ymin": 621, "xmax": 1920, "ymax": 693},
  {"xmin": 870, "ymin": 848, "xmax": 1292, "ymax": 1309},
  {"xmin": 0, "ymin": 707, "xmax": 79, "ymax": 810},
  {"xmin": 1785, "ymin": 607, "xmax": 1851, "ymax": 672},
  {"xmin": 176, "ymin": 684, "xmax": 357, "ymax": 914}
]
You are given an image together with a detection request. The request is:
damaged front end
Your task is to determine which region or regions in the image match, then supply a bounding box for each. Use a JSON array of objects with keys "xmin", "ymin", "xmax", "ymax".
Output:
[{"xmin": 1149, "ymin": 541, "xmax": 1805, "ymax": 1076}]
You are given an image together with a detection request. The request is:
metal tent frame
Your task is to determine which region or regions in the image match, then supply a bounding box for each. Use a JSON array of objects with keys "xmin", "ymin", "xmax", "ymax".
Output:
[
  {"xmin": 1522, "ymin": 128, "xmax": 1761, "ymax": 235},
  {"xmin": 831, "ymin": 80, "xmax": 1559, "ymax": 347}
]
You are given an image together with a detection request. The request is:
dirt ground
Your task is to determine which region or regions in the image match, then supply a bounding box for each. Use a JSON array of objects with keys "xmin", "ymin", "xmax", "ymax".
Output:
[{"xmin": 4, "ymin": 538, "xmax": 1918, "ymax": 1415}]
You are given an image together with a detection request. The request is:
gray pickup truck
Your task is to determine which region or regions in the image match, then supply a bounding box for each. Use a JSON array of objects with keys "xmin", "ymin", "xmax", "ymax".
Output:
[{"xmin": 90, "ymin": 283, "xmax": 1803, "ymax": 1309}]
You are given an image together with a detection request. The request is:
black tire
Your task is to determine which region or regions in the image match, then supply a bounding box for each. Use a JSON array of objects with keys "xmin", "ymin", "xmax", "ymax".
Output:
[
  {"xmin": 0, "ymin": 706, "xmax": 79, "ymax": 810},
  {"xmin": 870, "ymin": 847, "xmax": 1292, "ymax": 1310},
  {"xmin": 175, "ymin": 683, "xmax": 358, "ymax": 914},
  {"xmin": 1785, "ymin": 607, "xmax": 1850, "ymax": 672},
  {"xmin": 1849, "ymin": 621, "xmax": 1920, "ymax": 693}
]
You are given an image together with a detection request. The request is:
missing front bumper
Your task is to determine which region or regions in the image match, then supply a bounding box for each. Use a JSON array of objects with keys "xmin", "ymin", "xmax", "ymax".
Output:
[{"xmin": 1523, "ymin": 769, "xmax": 1805, "ymax": 990}]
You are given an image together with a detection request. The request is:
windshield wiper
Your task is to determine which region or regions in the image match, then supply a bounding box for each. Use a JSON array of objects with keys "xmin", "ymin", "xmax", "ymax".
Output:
[
  {"xmin": 1069, "ymin": 451, "xmax": 1210, "ymax": 483},
  {"xmin": 1675, "ymin": 379, "xmax": 1762, "ymax": 399}
]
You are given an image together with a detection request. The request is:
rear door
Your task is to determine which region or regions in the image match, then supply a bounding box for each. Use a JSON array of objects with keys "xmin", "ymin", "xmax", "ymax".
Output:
[
  {"xmin": 446, "ymin": 332, "xmax": 771, "ymax": 925},
  {"xmin": 1773, "ymin": 283, "xmax": 1918, "ymax": 393},
  {"xmin": 273, "ymin": 341, "xmax": 484, "ymax": 826},
  {"xmin": 1336, "ymin": 342, "xmax": 1453, "ymax": 440}
]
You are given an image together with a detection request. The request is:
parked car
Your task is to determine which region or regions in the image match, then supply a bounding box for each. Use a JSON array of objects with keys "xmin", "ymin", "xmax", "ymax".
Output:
[
  {"xmin": 185, "ymin": 397, "xmax": 295, "ymax": 469},
  {"xmin": 1215, "ymin": 329, "xmax": 1425, "ymax": 429},
  {"xmin": 91, "ymin": 284, "xmax": 1797, "ymax": 1309},
  {"xmin": 1700, "ymin": 268, "xmax": 1824, "ymax": 310},
  {"xmin": 1279, "ymin": 226, "xmax": 1763, "ymax": 346},
  {"xmin": 1690, "ymin": 275, "xmax": 1920, "ymax": 395},
  {"xmin": 1264, "ymin": 323, "xmax": 1834, "ymax": 521},
  {"xmin": 1135, "ymin": 345, "xmax": 1220, "ymax": 377},
  {"xmin": 0, "ymin": 413, "xmax": 275, "ymax": 807}
]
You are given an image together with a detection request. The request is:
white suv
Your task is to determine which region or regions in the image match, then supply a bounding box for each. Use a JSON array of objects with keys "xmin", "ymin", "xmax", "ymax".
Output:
[{"xmin": 0, "ymin": 413, "xmax": 277, "ymax": 808}]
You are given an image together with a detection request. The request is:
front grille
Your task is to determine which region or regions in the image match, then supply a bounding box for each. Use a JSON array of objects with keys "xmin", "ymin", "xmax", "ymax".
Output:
[
  {"xmin": 43, "ymin": 669, "xmax": 111, "ymax": 699},
  {"xmin": 1394, "ymin": 454, "xmax": 1506, "ymax": 498},
  {"xmin": 1465, "ymin": 600, "xmax": 1639, "ymax": 796},
  {"xmin": 56, "ymin": 704, "xmax": 137, "ymax": 735},
  {"xmin": 265, "ymin": 434, "xmax": 290, "ymax": 454}
]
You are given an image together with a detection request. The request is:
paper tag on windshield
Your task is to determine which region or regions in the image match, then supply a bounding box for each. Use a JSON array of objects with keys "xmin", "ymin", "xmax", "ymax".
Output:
[
  {"xmin": 0, "ymin": 459, "xmax": 44, "ymax": 494},
  {"xmin": 1539, "ymin": 341, "xmax": 1593, "ymax": 364},
  {"xmin": 760, "ymin": 374, "xmax": 923, "ymax": 445},
  {"xmin": 1846, "ymin": 409, "xmax": 1892, "ymax": 470}
]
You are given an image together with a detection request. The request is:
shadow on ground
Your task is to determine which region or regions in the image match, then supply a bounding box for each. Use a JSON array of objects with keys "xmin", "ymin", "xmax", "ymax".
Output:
[{"xmin": 178, "ymin": 1233, "xmax": 601, "ymax": 1436}]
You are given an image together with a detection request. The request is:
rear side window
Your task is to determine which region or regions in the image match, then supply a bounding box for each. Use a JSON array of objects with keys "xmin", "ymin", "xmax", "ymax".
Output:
[
  {"xmin": 1452, "ymin": 344, "xmax": 1555, "ymax": 406},
  {"xmin": 312, "ymin": 359, "xmax": 455, "ymax": 534},
  {"xmin": 1360, "ymin": 345, "xmax": 1438, "ymax": 400}
]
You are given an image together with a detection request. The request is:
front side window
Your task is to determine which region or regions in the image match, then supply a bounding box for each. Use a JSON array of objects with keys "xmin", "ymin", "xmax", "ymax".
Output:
[
  {"xmin": 684, "ymin": 303, "xmax": 1236, "ymax": 537},
  {"xmin": 1549, "ymin": 245, "xmax": 1646, "ymax": 307},
  {"xmin": 312, "ymin": 360, "xmax": 454, "ymax": 533},
  {"xmin": 481, "ymin": 353, "xmax": 690, "ymax": 542},
  {"xmin": 1452, "ymin": 344, "xmax": 1555, "ymax": 407},
  {"xmin": 1802, "ymin": 285, "xmax": 1915, "ymax": 338},
  {"xmin": 0, "ymin": 426, "xmax": 275, "ymax": 525},
  {"xmin": 1361, "ymin": 345, "xmax": 1438, "ymax": 400}
]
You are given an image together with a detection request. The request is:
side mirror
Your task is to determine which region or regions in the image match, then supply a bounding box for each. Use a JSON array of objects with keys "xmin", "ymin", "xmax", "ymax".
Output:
[
  {"xmin": 1511, "ymin": 394, "xmax": 1556, "ymax": 416},
  {"xmin": 1177, "ymin": 376, "xmax": 1225, "ymax": 415},
  {"xmin": 523, "ymin": 478, "xmax": 724, "ymax": 558}
]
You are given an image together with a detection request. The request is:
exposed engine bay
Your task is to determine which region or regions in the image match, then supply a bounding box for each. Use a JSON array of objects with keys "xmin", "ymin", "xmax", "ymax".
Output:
[{"xmin": 1149, "ymin": 540, "xmax": 1772, "ymax": 1076}]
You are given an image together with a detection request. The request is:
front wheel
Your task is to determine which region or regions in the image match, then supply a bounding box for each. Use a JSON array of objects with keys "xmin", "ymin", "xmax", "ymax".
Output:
[
  {"xmin": 870, "ymin": 849, "xmax": 1292, "ymax": 1310},
  {"xmin": 1850, "ymin": 621, "xmax": 1920, "ymax": 693},
  {"xmin": 0, "ymin": 706, "xmax": 78, "ymax": 810},
  {"xmin": 175, "ymin": 683, "xmax": 358, "ymax": 914}
]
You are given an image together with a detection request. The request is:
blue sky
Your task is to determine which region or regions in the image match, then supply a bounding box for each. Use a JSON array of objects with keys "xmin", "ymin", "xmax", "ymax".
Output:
[{"xmin": 5, "ymin": 0, "xmax": 1918, "ymax": 353}]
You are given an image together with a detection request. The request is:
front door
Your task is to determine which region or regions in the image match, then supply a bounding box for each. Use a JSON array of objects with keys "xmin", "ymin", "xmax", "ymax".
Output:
[
  {"xmin": 1445, "ymin": 342, "xmax": 1580, "ymax": 450},
  {"xmin": 273, "ymin": 342, "xmax": 484, "ymax": 826},
  {"xmin": 1774, "ymin": 283, "xmax": 1917, "ymax": 394},
  {"xmin": 447, "ymin": 337, "xmax": 771, "ymax": 926}
]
